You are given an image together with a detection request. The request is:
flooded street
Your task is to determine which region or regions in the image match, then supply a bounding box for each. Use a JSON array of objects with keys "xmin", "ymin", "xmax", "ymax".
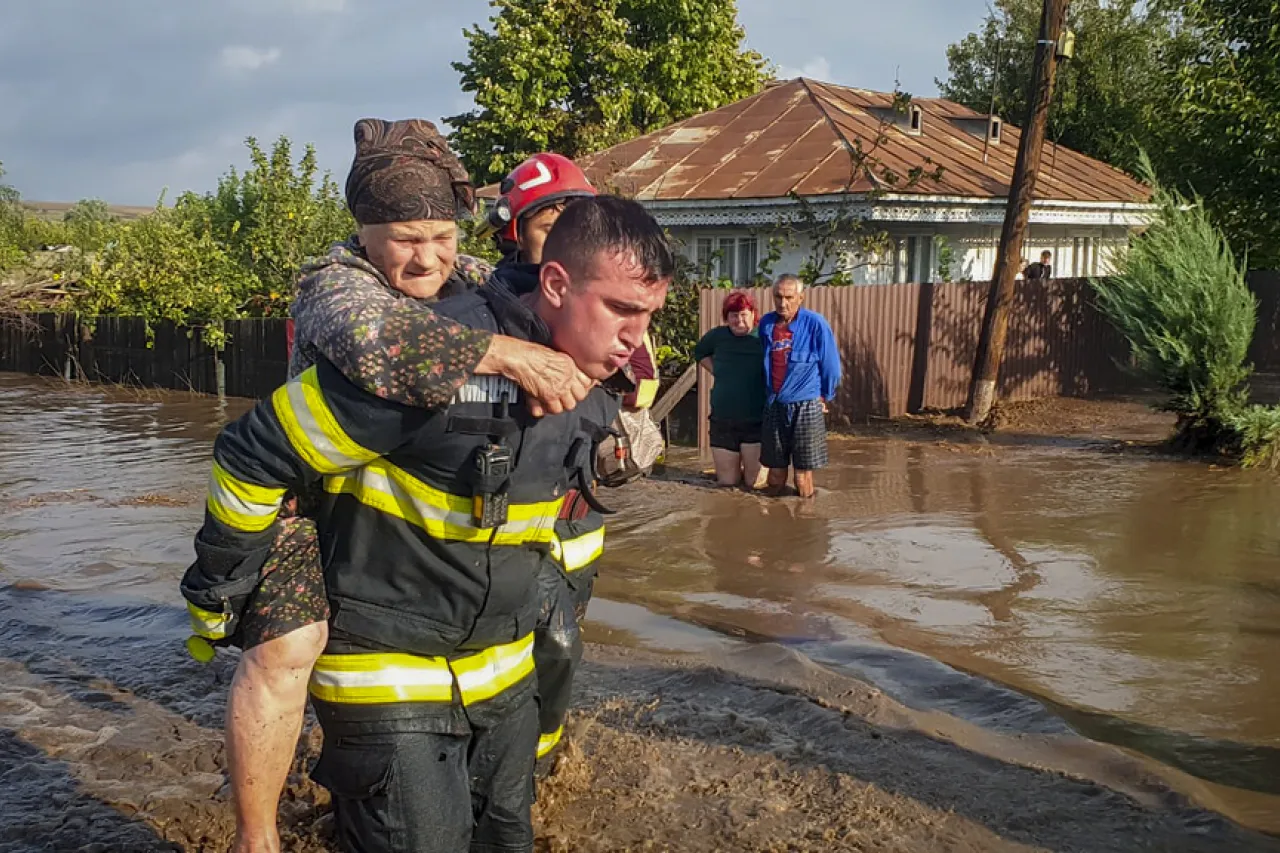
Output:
[{"xmin": 2, "ymin": 373, "xmax": 1279, "ymax": 850}]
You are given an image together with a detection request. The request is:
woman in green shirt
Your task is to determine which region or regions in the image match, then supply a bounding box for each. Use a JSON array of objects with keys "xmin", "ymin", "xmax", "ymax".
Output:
[{"xmin": 693, "ymin": 290, "xmax": 768, "ymax": 487}]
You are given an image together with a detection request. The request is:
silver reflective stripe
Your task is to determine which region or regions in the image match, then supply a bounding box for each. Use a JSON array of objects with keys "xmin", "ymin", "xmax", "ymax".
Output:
[
  {"xmin": 451, "ymin": 375, "xmax": 520, "ymax": 404},
  {"xmin": 311, "ymin": 665, "xmax": 454, "ymax": 692},
  {"xmin": 351, "ymin": 464, "xmax": 474, "ymax": 528},
  {"xmin": 283, "ymin": 379, "xmax": 377, "ymax": 472},
  {"xmin": 207, "ymin": 463, "xmax": 282, "ymax": 531},
  {"xmin": 333, "ymin": 463, "xmax": 555, "ymax": 541}
]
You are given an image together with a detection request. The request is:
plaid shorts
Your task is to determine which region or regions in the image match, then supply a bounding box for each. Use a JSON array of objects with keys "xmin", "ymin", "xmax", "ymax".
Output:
[{"xmin": 761, "ymin": 399, "xmax": 829, "ymax": 471}]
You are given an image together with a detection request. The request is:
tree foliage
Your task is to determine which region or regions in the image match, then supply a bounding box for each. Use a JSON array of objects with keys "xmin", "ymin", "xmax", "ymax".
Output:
[
  {"xmin": 0, "ymin": 162, "xmax": 25, "ymax": 273},
  {"xmin": 449, "ymin": 0, "xmax": 770, "ymax": 184},
  {"xmin": 939, "ymin": 0, "xmax": 1190, "ymax": 173},
  {"xmin": 1090, "ymin": 154, "xmax": 1280, "ymax": 464},
  {"xmin": 649, "ymin": 252, "xmax": 725, "ymax": 371},
  {"xmin": 73, "ymin": 197, "xmax": 257, "ymax": 347},
  {"xmin": 61, "ymin": 199, "xmax": 118, "ymax": 252},
  {"xmin": 69, "ymin": 136, "xmax": 352, "ymax": 342},
  {"xmin": 940, "ymin": 0, "xmax": 1279, "ymax": 269},
  {"xmin": 1173, "ymin": 0, "xmax": 1280, "ymax": 269}
]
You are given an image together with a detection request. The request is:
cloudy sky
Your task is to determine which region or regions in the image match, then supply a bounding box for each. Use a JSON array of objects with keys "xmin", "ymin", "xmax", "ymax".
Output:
[{"xmin": 0, "ymin": 0, "xmax": 991, "ymax": 205}]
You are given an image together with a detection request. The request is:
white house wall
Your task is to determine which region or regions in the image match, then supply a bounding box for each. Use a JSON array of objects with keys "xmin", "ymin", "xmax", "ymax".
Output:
[{"xmin": 665, "ymin": 222, "xmax": 1131, "ymax": 285}]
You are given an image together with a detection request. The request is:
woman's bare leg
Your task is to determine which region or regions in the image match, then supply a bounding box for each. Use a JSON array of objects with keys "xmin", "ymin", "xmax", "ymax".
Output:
[
  {"xmin": 739, "ymin": 443, "xmax": 763, "ymax": 489},
  {"xmin": 226, "ymin": 621, "xmax": 327, "ymax": 853},
  {"xmin": 711, "ymin": 448, "xmax": 743, "ymax": 487}
]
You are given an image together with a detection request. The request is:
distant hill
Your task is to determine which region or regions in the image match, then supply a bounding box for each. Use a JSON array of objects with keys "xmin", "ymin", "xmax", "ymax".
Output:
[{"xmin": 20, "ymin": 200, "xmax": 157, "ymax": 222}]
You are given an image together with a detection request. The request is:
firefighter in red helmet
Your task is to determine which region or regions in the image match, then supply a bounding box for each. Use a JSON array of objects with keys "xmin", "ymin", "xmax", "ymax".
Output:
[
  {"xmin": 486, "ymin": 153, "xmax": 665, "ymax": 773},
  {"xmin": 489, "ymin": 154, "xmax": 662, "ymax": 425},
  {"xmin": 488, "ymin": 152, "xmax": 597, "ymax": 265}
]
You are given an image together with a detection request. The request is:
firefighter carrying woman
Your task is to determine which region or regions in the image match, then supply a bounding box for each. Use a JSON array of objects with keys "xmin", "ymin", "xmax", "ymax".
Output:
[{"xmin": 180, "ymin": 117, "xmax": 673, "ymax": 853}]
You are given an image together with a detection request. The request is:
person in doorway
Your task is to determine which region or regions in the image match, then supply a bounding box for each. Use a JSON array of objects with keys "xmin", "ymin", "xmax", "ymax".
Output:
[
  {"xmin": 1023, "ymin": 250, "xmax": 1053, "ymax": 281},
  {"xmin": 759, "ymin": 274, "xmax": 841, "ymax": 499},
  {"xmin": 184, "ymin": 195, "xmax": 674, "ymax": 853},
  {"xmin": 185, "ymin": 120, "xmax": 597, "ymax": 853},
  {"xmin": 693, "ymin": 289, "xmax": 767, "ymax": 488}
]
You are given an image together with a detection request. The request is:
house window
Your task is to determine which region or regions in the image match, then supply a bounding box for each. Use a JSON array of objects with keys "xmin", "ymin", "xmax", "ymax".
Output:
[
  {"xmin": 695, "ymin": 237, "xmax": 715, "ymax": 273},
  {"xmin": 989, "ymin": 118, "xmax": 1001, "ymax": 145},
  {"xmin": 693, "ymin": 234, "xmax": 759, "ymax": 285},
  {"xmin": 843, "ymin": 244, "xmax": 896, "ymax": 285},
  {"xmin": 909, "ymin": 105, "xmax": 924, "ymax": 136}
]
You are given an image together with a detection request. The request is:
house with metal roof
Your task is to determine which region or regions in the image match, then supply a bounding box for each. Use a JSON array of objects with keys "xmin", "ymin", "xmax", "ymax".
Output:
[{"xmin": 523, "ymin": 78, "xmax": 1152, "ymax": 285}]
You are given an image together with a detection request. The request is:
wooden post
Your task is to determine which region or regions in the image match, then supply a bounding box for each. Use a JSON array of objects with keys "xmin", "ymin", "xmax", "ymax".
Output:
[
  {"xmin": 213, "ymin": 322, "xmax": 227, "ymax": 404},
  {"xmin": 650, "ymin": 362, "xmax": 699, "ymax": 426},
  {"xmin": 966, "ymin": 0, "xmax": 1071, "ymax": 424}
]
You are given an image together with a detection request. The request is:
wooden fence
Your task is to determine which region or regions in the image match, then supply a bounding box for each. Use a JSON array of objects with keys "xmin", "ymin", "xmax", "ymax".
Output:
[
  {"xmin": 0, "ymin": 314, "xmax": 290, "ymax": 399},
  {"xmin": 1, "ymin": 271, "xmax": 1276, "ymax": 434}
]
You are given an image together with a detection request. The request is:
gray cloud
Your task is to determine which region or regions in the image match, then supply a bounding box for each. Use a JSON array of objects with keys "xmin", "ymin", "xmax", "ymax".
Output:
[{"xmin": 0, "ymin": 0, "xmax": 989, "ymax": 205}]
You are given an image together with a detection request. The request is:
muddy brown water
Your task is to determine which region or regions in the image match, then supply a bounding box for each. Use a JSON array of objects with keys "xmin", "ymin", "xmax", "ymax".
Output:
[{"xmin": 1, "ymin": 373, "xmax": 1278, "ymax": 847}]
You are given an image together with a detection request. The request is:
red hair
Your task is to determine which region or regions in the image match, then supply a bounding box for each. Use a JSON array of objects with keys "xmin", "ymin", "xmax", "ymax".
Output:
[{"xmin": 722, "ymin": 290, "xmax": 757, "ymax": 320}]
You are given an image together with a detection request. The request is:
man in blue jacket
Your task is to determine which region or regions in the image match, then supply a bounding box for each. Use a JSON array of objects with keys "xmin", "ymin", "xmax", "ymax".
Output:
[{"xmin": 759, "ymin": 274, "xmax": 842, "ymax": 498}]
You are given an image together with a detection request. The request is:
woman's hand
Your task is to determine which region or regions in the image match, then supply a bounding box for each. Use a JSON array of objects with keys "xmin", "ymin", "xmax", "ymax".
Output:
[{"xmin": 479, "ymin": 335, "xmax": 595, "ymax": 416}]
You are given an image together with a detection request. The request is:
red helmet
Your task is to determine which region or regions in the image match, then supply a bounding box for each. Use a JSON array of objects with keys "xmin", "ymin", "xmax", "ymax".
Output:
[{"xmin": 487, "ymin": 153, "xmax": 596, "ymax": 243}]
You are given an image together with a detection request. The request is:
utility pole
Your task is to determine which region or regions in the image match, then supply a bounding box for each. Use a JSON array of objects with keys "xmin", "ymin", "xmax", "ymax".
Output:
[{"xmin": 965, "ymin": 0, "xmax": 1071, "ymax": 424}]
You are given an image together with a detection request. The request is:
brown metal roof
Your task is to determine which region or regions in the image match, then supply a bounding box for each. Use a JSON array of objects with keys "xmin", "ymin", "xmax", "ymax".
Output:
[{"xmin": 479, "ymin": 78, "xmax": 1148, "ymax": 204}]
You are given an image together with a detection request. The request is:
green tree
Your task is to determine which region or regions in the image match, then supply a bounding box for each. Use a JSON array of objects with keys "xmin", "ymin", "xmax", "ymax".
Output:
[
  {"xmin": 649, "ymin": 252, "xmax": 720, "ymax": 371},
  {"xmin": 458, "ymin": 218, "xmax": 503, "ymax": 265},
  {"xmin": 62, "ymin": 199, "xmax": 118, "ymax": 252},
  {"xmin": 449, "ymin": 0, "xmax": 770, "ymax": 184},
  {"xmin": 74, "ymin": 197, "xmax": 257, "ymax": 346},
  {"xmin": 0, "ymin": 162, "xmax": 25, "ymax": 272},
  {"xmin": 184, "ymin": 136, "xmax": 353, "ymax": 313},
  {"xmin": 939, "ymin": 0, "xmax": 1190, "ymax": 173},
  {"xmin": 1173, "ymin": 0, "xmax": 1280, "ymax": 269},
  {"xmin": 1091, "ymin": 155, "xmax": 1256, "ymax": 454},
  {"xmin": 73, "ymin": 136, "xmax": 353, "ymax": 334}
]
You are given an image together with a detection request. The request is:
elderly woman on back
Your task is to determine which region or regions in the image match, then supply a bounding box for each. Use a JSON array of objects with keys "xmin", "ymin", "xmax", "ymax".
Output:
[
  {"xmin": 184, "ymin": 118, "xmax": 596, "ymax": 853},
  {"xmin": 693, "ymin": 290, "xmax": 767, "ymax": 488}
]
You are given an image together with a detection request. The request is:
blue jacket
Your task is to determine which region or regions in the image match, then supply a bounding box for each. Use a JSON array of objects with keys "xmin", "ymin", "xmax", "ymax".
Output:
[{"xmin": 759, "ymin": 307, "xmax": 842, "ymax": 405}]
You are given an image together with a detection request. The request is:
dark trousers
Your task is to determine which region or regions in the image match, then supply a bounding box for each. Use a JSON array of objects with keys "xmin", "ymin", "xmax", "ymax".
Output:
[
  {"xmin": 569, "ymin": 566, "xmax": 596, "ymax": 622},
  {"xmin": 311, "ymin": 699, "xmax": 538, "ymax": 853},
  {"xmin": 533, "ymin": 559, "xmax": 583, "ymax": 748}
]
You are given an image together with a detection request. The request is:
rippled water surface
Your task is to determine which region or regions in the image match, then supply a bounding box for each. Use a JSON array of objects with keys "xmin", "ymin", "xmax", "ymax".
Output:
[{"xmin": 2, "ymin": 374, "xmax": 1277, "ymax": 833}]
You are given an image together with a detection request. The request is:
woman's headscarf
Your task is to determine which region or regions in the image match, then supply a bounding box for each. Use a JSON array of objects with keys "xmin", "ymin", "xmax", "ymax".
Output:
[{"xmin": 344, "ymin": 118, "xmax": 476, "ymax": 225}]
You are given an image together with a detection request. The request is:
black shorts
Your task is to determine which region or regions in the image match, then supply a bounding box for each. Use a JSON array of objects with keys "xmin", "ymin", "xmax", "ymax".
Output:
[
  {"xmin": 761, "ymin": 399, "xmax": 829, "ymax": 471},
  {"xmin": 708, "ymin": 418, "xmax": 763, "ymax": 452}
]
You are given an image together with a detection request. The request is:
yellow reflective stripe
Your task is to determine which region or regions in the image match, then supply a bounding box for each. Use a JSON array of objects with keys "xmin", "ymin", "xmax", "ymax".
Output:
[
  {"xmin": 206, "ymin": 461, "xmax": 285, "ymax": 532},
  {"xmin": 555, "ymin": 526, "xmax": 605, "ymax": 572},
  {"xmin": 631, "ymin": 332, "xmax": 659, "ymax": 409},
  {"xmin": 324, "ymin": 460, "xmax": 562, "ymax": 546},
  {"xmin": 537, "ymin": 726, "xmax": 564, "ymax": 758},
  {"xmin": 309, "ymin": 652, "xmax": 454, "ymax": 704},
  {"xmin": 272, "ymin": 367, "xmax": 380, "ymax": 474},
  {"xmin": 632, "ymin": 377, "xmax": 659, "ymax": 409},
  {"xmin": 450, "ymin": 633, "xmax": 535, "ymax": 705},
  {"xmin": 187, "ymin": 602, "xmax": 231, "ymax": 640},
  {"xmin": 308, "ymin": 634, "xmax": 535, "ymax": 707}
]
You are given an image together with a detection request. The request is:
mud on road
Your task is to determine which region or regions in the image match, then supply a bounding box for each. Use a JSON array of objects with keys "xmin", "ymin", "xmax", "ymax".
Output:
[{"xmin": 3, "ymin": 639, "xmax": 1277, "ymax": 853}]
